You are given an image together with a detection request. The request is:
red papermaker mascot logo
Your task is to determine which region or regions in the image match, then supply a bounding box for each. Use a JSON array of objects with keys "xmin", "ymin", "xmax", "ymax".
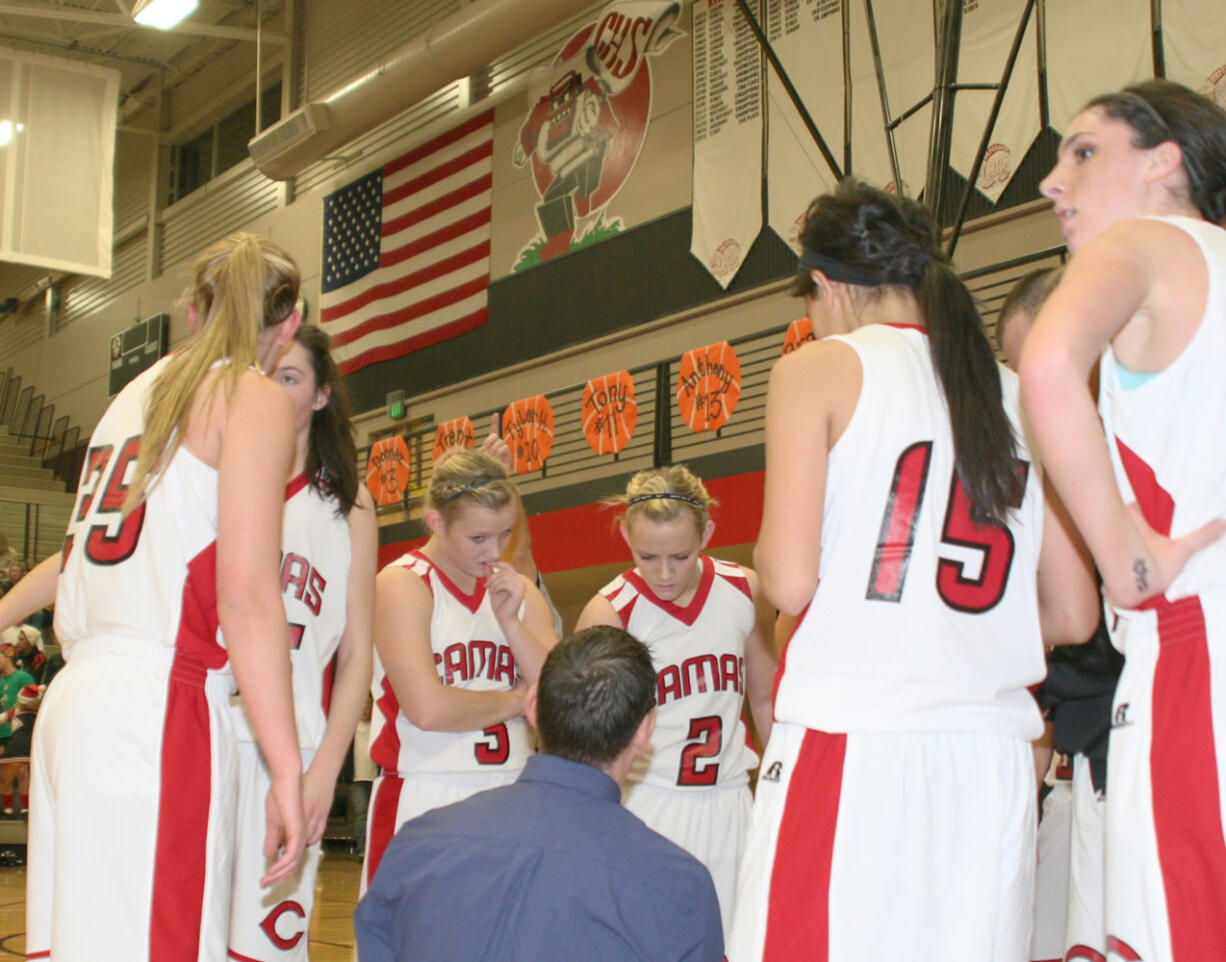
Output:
[{"xmin": 514, "ymin": 1, "xmax": 682, "ymax": 266}]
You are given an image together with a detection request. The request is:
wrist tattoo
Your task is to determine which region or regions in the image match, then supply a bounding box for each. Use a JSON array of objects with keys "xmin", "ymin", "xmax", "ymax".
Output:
[{"xmin": 1133, "ymin": 558, "xmax": 1149, "ymax": 594}]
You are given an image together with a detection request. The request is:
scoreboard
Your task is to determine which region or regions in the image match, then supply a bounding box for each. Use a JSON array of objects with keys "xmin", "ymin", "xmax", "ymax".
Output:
[{"xmin": 108, "ymin": 313, "xmax": 168, "ymax": 397}]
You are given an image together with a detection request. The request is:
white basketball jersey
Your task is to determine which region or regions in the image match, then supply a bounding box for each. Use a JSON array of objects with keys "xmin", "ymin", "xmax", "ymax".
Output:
[
  {"xmin": 230, "ymin": 476, "xmax": 352, "ymax": 750},
  {"xmin": 601, "ymin": 556, "xmax": 760, "ymax": 790},
  {"xmin": 1099, "ymin": 216, "xmax": 1226, "ymax": 610},
  {"xmin": 55, "ymin": 357, "xmax": 229, "ymax": 672},
  {"xmin": 775, "ymin": 323, "xmax": 1046, "ymax": 740},
  {"xmin": 369, "ymin": 550, "xmax": 530, "ymax": 776}
]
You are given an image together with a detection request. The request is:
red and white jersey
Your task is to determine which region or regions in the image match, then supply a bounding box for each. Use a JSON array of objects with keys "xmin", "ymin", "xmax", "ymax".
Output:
[
  {"xmin": 369, "ymin": 550, "xmax": 530, "ymax": 777},
  {"xmin": 231, "ymin": 476, "xmax": 351, "ymax": 750},
  {"xmin": 600, "ymin": 555, "xmax": 759, "ymax": 790},
  {"xmin": 776, "ymin": 323, "xmax": 1046, "ymax": 740},
  {"xmin": 1100, "ymin": 216, "xmax": 1226, "ymax": 612},
  {"xmin": 55, "ymin": 356, "xmax": 228, "ymax": 674}
]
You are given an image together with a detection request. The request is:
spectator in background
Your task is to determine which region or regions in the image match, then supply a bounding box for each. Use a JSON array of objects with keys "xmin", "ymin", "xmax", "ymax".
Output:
[
  {"xmin": 0, "ymin": 684, "xmax": 40, "ymax": 814},
  {"xmin": 0, "ymin": 647, "xmax": 34, "ymax": 749},
  {"xmin": 0, "ymin": 534, "xmax": 19, "ymax": 573},
  {"xmin": 12, "ymin": 627, "xmax": 45, "ymax": 683}
]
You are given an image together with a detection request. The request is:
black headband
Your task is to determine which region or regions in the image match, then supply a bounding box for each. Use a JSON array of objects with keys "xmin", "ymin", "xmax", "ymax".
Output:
[
  {"xmin": 627, "ymin": 492, "xmax": 706, "ymax": 510},
  {"xmin": 798, "ymin": 249, "xmax": 880, "ymax": 286},
  {"xmin": 438, "ymin": 477, "xmax": 496, "ymax": 505}
]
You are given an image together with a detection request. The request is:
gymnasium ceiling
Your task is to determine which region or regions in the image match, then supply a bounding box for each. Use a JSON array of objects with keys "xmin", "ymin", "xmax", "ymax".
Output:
[{"xmin": 0, "ymin": 0, "xmax": 286, "ymax": 293}]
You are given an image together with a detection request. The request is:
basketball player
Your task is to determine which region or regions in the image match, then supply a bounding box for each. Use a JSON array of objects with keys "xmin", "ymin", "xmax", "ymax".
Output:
[
  {"xmin": 227, "ymin": 324, "xmax": 376, "ymax": 962},
  {"xmin": 575, "ymin": 465, "xmax": 776, "ymax": 940},
  {"xmin": 25, "ymin": 234, "xmax": 306, "ymax": 962},
  {"xmin": 362, "ymin": 449, "xmax": 556, "ymax": 888},
  {"xmin": 1021, "ymin": 80, "xmax": 1226, "ymax": 962},
  {"xmin": 730, "ymin": 180, "xmax": 1098, "ymax": 962},
  {"xmin": 998, "ymin": 267, "xmax": 1125, "ymax": 962}
]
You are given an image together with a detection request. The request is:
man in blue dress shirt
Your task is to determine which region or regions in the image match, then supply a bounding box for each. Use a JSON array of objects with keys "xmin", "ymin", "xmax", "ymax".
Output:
[{"xmin": 354, "ymin": 625, "xmax": 724, "ymax": 962}]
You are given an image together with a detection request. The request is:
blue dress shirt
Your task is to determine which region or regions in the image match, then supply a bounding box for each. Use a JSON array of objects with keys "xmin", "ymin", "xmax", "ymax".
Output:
[{"xmin": 355, "ymin": 753, "xmax": 724, "ymax": 961}]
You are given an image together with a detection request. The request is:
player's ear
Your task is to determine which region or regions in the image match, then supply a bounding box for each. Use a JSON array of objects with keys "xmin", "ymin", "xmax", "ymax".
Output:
[
  {"xmin": 424, "ymin": 508, "xmax": 446, "ymax": 536},
  {"xmin": 618, "ymin": 520, "xmax": 632, "ymax": 551},
  {"xmin": 699, "ymin": 519, "xmax": 715, "ymax": 550},
  {"xmin": 186, "ymin": 303, "xmax": 199, "ymax": 333},
  {"xmin": 630, "ymin": 708, "xmax": 656, "ymax": 757},
  {"xmin": 312, "ymin": 384, "xmax": 331, "ymax": 413}
]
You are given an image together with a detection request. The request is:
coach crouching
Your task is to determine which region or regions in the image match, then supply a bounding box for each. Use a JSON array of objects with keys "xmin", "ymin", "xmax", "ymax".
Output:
[{"xmin": 354, "ymin": 624, "xmax": 724, "ymax": 961}]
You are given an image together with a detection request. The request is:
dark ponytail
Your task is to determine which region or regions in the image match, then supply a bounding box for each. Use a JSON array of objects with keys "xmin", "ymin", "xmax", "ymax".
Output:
[
  {"xmin": 294, "ymin": 324, "xmax": 360, "ymax": 516},
  {"xmin": 793, "ymin": 179, "xmax": 1023, "ymax": 525}
]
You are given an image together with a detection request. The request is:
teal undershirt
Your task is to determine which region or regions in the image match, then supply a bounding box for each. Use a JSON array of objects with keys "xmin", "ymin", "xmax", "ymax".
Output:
[{"xmin": 1116, "ymin": 363, "xmax": 1157, "ymax": 390}]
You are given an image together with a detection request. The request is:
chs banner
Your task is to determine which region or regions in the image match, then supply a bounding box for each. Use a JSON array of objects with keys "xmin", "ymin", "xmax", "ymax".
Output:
[{"xmin": 319, "ymin": 110, "xmax": 494, "ymax": 375}]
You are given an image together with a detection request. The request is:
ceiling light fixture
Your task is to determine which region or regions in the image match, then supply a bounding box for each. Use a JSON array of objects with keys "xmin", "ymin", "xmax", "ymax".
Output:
[{"xmin": 132, "ymin": 0, "xmax": 199, "ymax": 29}]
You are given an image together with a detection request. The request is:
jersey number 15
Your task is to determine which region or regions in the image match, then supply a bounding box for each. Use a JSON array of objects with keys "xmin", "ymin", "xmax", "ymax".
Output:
[{"xmin": 866, "ymin": 441, "xmax": 1028, "ymax": 613}]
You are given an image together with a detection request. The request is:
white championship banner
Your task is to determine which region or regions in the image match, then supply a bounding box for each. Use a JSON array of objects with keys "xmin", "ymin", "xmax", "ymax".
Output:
[
  {"xmin": 692, "ymin": 0, "xmax": 763, "ymax": 288},
  {"xmin": 765, "ymin": 0, "xmax": 842, "ymax": 252},
  {"xmin": 1163, "ymin": 0, "xmax": 1226, "ymax": 109},
  {"xmin": 1047, "ymin": 0, "xmax": 1149, "ymax": 131},
  {"xmin": 949, "ymin": 0, "xmax": 1040, "ymax": 204},
  {"xmin": 0, "ymin": 48, "xmax": 118, "ymax": 277}
]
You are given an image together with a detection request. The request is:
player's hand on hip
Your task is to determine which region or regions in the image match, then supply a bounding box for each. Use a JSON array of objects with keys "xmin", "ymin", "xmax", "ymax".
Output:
[
  {"xmin": 262, "ymin": 772, "xmax": 306, "ymax": 888},
  {"xmin": 1110, "ymin": 502, "xmax": 1226, "ymax": 608}
]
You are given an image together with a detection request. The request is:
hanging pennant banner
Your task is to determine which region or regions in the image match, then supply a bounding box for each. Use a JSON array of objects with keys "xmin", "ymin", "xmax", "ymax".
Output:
[
  {"xmin": 433, "ymin": 416, "xmax": 476, "ymax": 463},
  {"xmin": 582, "ymin": 370, "xmax": 638, "ymax": 455},
  {"xmin": 502, "ymin": 395, "xmax": 555, "ymax": 474},
  {"xmin": 366, "ymin": 436, "xmax": 412, "ymax": 507},
  {"xmin": 677, "ymin": 341, "xmax": 741, "ymax": 433},
  {"xmin": 691, "ymin": 0, "xmax": 763, "ymax": 287},
  {"xmin": 781, "ymin": 317, "xmax": 815, "ymax": 355}
]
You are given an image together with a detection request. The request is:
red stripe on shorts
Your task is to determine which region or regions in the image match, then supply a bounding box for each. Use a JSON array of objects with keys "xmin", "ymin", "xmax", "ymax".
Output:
[
  {"xmin": 1151, "ymin": 596, "xmax": 1226, "ymax": 957},
  {"xmin": 366, "ymin": 773, "xmax": 404, "ymax": 886},
  {"xmin": 150, "ymin": 653, "xmax": 212, "ymax": 961},
  {"xmin": 762, "ymin": 730, "xmax": 846, "ymax": 962}
]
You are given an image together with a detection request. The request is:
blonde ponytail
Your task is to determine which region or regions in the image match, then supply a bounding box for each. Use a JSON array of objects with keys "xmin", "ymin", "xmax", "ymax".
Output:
[{"xmin": 124, "ymin": 233, "xmax": 300, "ymax": 512}]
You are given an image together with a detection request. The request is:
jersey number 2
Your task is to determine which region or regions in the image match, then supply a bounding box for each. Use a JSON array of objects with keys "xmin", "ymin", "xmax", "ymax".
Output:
[
  {"xmin": 64, "ymin": 435, "xmax": 146, "ymax": 566},
  {"xmin": 865, "ymin": 441, "xmax": 1027, "ymax": 613},
  {"xmin": 677, "ymin": 715, "xmax": 722, "ymax": 786}
]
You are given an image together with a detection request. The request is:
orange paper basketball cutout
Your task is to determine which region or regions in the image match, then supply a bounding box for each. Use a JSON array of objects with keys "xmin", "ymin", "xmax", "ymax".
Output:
[
  {"xmin": 433, "ymin": 416, "xmax": 476, "ymax": 463},
  {"xmin": 582, "ymin": 371, "xmax": 637, "ymax": 455},
  {"xmin": 502, "ymin": 395, "xmax": 554, "ymax": 474},
  {"xmin": 781, "ymin": 317, "xmax": 815, "ymax": 355},
  {"xmin": 366, "ymin": 436, "xmax": 411, "ymax": 507},
  {"xmin": 677, "ymin": 341, "xmax": 741, "ymax": 433}
]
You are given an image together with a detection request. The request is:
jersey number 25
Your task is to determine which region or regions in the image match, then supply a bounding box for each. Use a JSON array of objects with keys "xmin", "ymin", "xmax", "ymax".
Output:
[
  {"xmin": 64, "ymin": 435, "xmax": 146, "ymax": 567},
  {"xmin": 866, "ymin": 441, "xmax": 1028, "ymax": 613}
]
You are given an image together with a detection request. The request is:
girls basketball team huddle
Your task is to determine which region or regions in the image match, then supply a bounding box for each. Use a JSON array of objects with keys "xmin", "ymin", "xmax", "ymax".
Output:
[{"xmin": 0, "ymin": 77, "xmax": 1222, "ymax": 962}]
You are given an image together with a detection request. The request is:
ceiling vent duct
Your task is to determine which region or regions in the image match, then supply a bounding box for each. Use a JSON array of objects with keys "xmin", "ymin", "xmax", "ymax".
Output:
[
  {"xmin": 248, "ymin": 0, "xmax": 602, "ymax": 180},
  {"xmin": 248, "ymin": 103, "xmax": 331, "ymax": 170}
]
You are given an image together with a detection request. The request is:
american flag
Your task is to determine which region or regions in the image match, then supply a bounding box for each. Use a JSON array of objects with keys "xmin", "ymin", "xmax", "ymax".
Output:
[{"xmin": 319, "ymin": 110, "xmax": 493, "ymax": 375}]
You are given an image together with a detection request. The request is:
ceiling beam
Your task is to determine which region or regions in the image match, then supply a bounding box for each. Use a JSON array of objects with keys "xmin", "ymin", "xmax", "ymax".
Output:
[{"xmin": 0, "ymin": 3, "xmax": 288, "ymax": 44}]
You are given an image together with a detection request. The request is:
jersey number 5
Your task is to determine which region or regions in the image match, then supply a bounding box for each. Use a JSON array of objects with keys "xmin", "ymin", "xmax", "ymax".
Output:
[
  {"xmin": 866, "ymin": 441, "xmax": 1028, "ymax": 613},
  {"xmin": 64, "ymin": 435, "xmax": 146, "ymax": 567},
  {"xmin": 474, "ymin": 723, "xmax": 509, "ymax": 765}
]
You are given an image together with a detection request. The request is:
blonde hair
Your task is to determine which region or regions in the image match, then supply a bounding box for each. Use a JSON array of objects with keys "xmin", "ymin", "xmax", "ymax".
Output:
[
  {"xmin": 428, "ymin": 449, "xmax": 518, "ymax": 523},
  {"xmin": 614, "ymin": 465, "xmax": 715, "ymax": 532},
  {"xmin": 125, "ymin": 233, "xmax": 300, "ymax": 512}
]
